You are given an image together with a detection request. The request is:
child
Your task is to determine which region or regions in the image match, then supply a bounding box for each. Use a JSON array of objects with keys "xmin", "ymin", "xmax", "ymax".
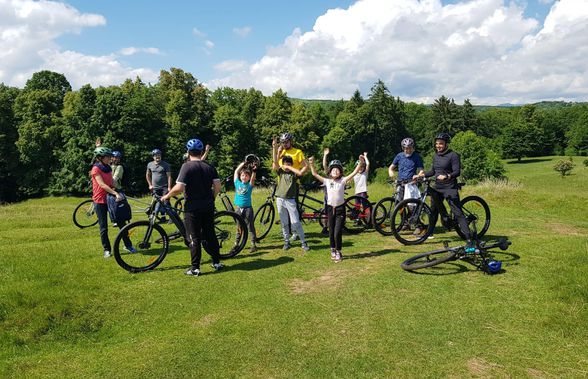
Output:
[
  {"xmin": 234, "ymin": 160, "xmax": 258, "ymax": 252},
  {"xmin": 353, "ymin": 152, "xmax": 370, "ymax": 199},
  {"xmin": 272, "ymin": 138, "xmax": 310, "ymax": 251},
  {"xmin": 308, "ymin": 155, "xmax": 363, "ymax": 262}
]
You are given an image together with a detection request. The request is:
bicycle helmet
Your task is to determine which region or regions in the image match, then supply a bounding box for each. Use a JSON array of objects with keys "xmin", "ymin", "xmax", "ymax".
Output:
[
  {"xmin": 112, "ymin": 150, "xmax": 122, "ymax": 158},
  {"xmin": 94, "ymin": 146, "xmax": 112, "ymax": 158},
  {"xmin": 435, "ymin": 133, "xmax": 451, "ymax": 143},
  {"xmin": 151, "ymin": 148, "xmax": 162, "ymax": 156},
  {"xmin": 328, "ymin": 159, "xmax": 343, "ymax": 174},
  {"xmin": 486, "ymin": 260, "xmax": 502, "ymax": 274},
  {"xmin": 186, "ymin": 138, "xmax": 204, "ymax": 152},
  {"xmin": 401, "ymin": 138, "xmax": 415, "ymax": 148},
  {"xmin": 279, "ymin": 132, "xmax": 293, "ymax": 143}
]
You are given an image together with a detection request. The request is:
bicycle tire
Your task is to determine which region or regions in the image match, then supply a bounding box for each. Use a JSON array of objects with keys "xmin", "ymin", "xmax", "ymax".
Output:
[
  {"xmin": 400, "ymin": 248, "xmax": 458, "ymax": 271},
  {"xmin": 253, "ymin": 202, "xmax": 275, "ymax": 241},
  {"xmin": 391, "ymin": 198, "xmax": 434, "ymax": 245},
  {"xmin": 173, "ymin": 196, "xmax": 184, "ymax": 213},
  {"xmin": 343, "ymin": 196, "xmax": 372, "ymax": 234},
  {"xmin": 373, "ymin": 197, "xmax": 396, "ymax": 236},
  {"xmin": 318, "ymin": 208, "xmax": 328, "ymax": 228},
  {"xmin": 457, "ymin": 196, "xmax": 491, "ymax": 239},
  {"xmin": 213, "ymin": 211, "xmax": 248, "ymax": 259},
  {"xmin": 73, "ymin": 199, "xmax": 99, "ymax": 229},
  {"xmin": 113, "ymin": 220, "xmax": 169, "ymax": 273}
]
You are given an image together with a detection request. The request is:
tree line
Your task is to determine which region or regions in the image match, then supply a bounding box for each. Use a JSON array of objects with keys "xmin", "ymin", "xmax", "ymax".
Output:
[{"xmin": 0, "ymin": 68, "xmax": 586, "ymax": 203}]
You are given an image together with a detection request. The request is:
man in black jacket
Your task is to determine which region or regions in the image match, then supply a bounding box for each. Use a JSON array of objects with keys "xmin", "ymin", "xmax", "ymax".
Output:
[{"xmin": 419, "ymin": 133, "xmax": 473, "ymax": 248}]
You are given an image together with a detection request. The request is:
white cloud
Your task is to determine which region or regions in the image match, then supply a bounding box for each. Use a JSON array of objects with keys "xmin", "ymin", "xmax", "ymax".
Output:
[
  {"xmin": 0, "ymin": 0, "xmax": 158, "ymax": 88},
  {"xmin": 192, "ymin": 27, "xmax": 207, "ymax": 38},
  {"xmin": 118, "ymin": 47, "xmax": 162, "ymax": 56},
  {"xmin": 214, "ymin": 60, "xmax": 247, "ymax": 72},
  {"xmin": 205, "ymin": 40, "xmax": 215, "ymax": 49},
  {"xmin": 208, "ymin": 0, "xmax": 588, "ymax": 104},
  {"xmin": 233, "ymin": 26, "xmax": 252, "ymax": 38}
]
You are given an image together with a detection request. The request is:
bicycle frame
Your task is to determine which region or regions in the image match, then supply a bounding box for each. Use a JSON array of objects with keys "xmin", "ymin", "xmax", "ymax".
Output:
[{"xmin": 297, "ymin": 182, "xmax": 326, "ymax": 221}]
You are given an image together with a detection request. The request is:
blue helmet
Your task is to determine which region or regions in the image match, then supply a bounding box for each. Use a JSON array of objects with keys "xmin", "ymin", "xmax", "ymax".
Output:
[
  {"xmin": 186, "ymin": 138, "xmax": 204, "ymax": 152},
  {"xmin": 151, "ymin": 148, "xmax": 162, "ymax": 156},
  {"xmin": 486, "ymin": 260, "xmax": 502, "ymax": 274},
  {"xmin": 112, "ymin": 150, "xmax": 122, "ymax": 158}
]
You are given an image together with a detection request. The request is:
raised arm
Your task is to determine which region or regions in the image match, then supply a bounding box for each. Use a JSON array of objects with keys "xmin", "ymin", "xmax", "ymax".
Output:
[
  {"xmin": 271, "ymin": 138, "xmax": 280, "ymax": 171},
  {"xmin": 363, "ymin": 152, "xmax": 370, "ymax": 172},
  {"xmin": 234, "ymin": 161, "xmax": 246, "ymax": 182},
  {"xmin": 343, "ymin": 155, "xmax": 364, "ymax": 183},
  {"xmin": 308, "ymin": 157, "xmax": 325, "ymax": 184},
  {"xmin": 322, "ymin": 147, "xmax": 329, "ymax": 174},
  {"xmin": 250, "ymin": 164, "xmax": 257, "ymax": 186},
  {"xmin": 201, "ymin": 144, "xmax": 212, "ymax": 161}
]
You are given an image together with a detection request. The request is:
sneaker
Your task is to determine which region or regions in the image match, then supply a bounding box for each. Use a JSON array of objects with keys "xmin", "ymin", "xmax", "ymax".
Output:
[
  {"xmin": 464, "ymin": 241, "xmax": 479, "ymax": 254},
  {"xmin": 330, "ymin": 249, "xmax": 337, "ymax": 260},
  {"xmin": 249, "ymin": 245, "xmax": 258, "ymax": 253},
  {"xmin": 185, "ymin": 268, "xmax": 200, "ymax": 276},
  {"xmin": 211, "ymin": 262, "xmax": 224, "ymax": 271},
  {"xmin": 321, "ymin": 227, "xmax": 329, "ymax": 235},
  {"xmin": 334, "ymin": 252, "xmax": 342, "ymax": 262},
  {"xmin": 413, "ymin": 227, "xmax": 424, "ymax": 236},
  {"xmin": 112, "ymin": 223, "xmax": 118, "ymax": 228},
  {"xmin": 103, "ymin": 250, "xmax": 111, "ymax": 258},
  {"xmin": 123, "ymin": 246, "xmax": 137, "ymax": 254},
  {"xmin": 291, "ymin": 233, "xmax": 299, "ymax": 241},
  {"xmin": 301, "ymin": 243, "xmax": 310, "ymax": 252},
  {"xmin": 283, "ymin": 242, "xmax": 291, "ymax": 251}
]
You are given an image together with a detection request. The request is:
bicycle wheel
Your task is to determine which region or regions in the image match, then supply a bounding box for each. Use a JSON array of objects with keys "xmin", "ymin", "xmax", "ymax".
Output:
[
  {"xmin": 457, "ymin": 196, "xmax": 491, "ymax": 239},
  {"xmin": 253, "ymin": 202, "xmax": 275, "ymax": 241},
  {"xmin": 113, "ymin": 220, "xmax": 169, "ymax": 273},
  {"xmin": 173, "ymin": 196, "xmax": 184, "ymax": 213},
  {"xmin": 343, "ymin": 196, "xmax": 372, "ymax": 234},
  {"xmin": 317, "ymin": 208, "xmax": 328, "ymax": 228},
  {"xmin": 73, "ymin": 199, "xmax": 98, "ymax": 229},
  {"xmin": 373, "ymin": 197, "xmax": 395, "ymax": 236},
  {"xmin": 400, "ymin": 248, "xmax": 458, "ymax": 271},
  {"xmin": 213, "ymin": 211, "xmax": 248, "ymax": 259},
  {"xmin": 391, "ymin": 199, "xmax": 434, "ymax": 245}
]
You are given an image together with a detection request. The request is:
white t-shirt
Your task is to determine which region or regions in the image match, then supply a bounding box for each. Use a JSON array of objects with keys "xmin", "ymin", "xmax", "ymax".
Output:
[
  {"xmin": 324, "ymin": 178, "xmax": 346, "ymax": 207},
  {"xmin": 354, "ymin": 171, "xmax": 368, "ymax": 194}
]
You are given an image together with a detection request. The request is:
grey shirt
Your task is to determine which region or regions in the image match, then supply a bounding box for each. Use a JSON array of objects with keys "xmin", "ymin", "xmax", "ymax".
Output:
[{"xmin": 147, "ymin": 161, "xmax": 171, "ymax": 189}]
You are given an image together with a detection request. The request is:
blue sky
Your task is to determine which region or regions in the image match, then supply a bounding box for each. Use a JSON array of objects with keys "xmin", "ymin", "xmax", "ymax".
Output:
[{"xmin": 1, "ymin": 0, "xmax": 587, "ymax": 105}]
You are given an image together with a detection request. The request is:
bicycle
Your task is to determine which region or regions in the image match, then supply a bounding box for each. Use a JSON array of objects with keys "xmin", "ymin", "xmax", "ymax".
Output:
[
  {"xmin": 400, "ymin": 216, "xmax": 510, "ymax": 274},
  {"xmin": 173, "ymin": 176, "xmax": 235, "ymax": 213},
  {"xmin": 252, "ymin": 177, "xmax": 277, "ymax": 241},
  {"xmin": 372, "ymin": 179, "xmax": 408, "ymax": 236},
  {"xmin": 73, "ymin": 194, "xmax": 157, "ymax": 228},
  {"xmin": 390, "ymin": 177, "xmax": 491, "ymax": 245},
  {"xmin": 112, "ymin": 193, "xmax": 248, "ymax": 273}
]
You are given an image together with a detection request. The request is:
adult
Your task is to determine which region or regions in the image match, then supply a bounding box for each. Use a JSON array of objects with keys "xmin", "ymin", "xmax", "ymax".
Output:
[
  {"xmin": 91, "ymin": 146, "xmax": 134, "ymax": 258},
  {"xmin": 388, "ymin": 137, "xmax": 425, "ymax": 200},
  {"xmin": 161, "ymin": 138, "xmax": 223, "ymax": 277},
  {"xmin": 146, "ymin": 148, "xmax": 172, "ymax": 221},
  {"xmin": 417, "ymin": 133, "xmax": 473, "ymax": 248}
]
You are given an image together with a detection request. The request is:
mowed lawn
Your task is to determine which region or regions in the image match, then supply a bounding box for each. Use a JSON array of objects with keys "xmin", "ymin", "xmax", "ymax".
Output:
[{"xmin": 1, "ymin": 156, "xmax": 587, "ymax": 378}]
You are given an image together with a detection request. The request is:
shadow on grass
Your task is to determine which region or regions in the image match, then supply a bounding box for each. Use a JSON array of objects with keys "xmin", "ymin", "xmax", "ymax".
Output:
[
  {"xmin": 346, "ymin": 248, "xmax": 399, "ymax": 260},
  {"xmin": 222, "ymin": 256, "xmax": 294, "ymax": 272},
  {"xmin": 506, "ymin": 158, "xmax": 552, "ymax": 164}
]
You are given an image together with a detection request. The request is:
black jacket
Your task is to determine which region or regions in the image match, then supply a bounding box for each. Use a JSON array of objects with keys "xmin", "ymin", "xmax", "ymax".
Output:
[{"xmin": 424, "ymin": 149, "xmax": 461, "ymax": 190}]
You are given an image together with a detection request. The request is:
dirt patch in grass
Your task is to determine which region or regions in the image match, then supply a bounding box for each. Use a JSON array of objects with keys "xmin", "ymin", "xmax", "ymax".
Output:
[
  {"xmin": 289, "ymin": 272, "xmax": 342, "ymax": 294},
  {"xmin": 466, "ymin": 357, "xmax": 504, "ymax": 378},
  {"xmin": 527, "ymin": 368, "xmax": 549, "ymax": 379},
  {"xmin": 546, "ymin": 223, "xmax": 586, "ymax": 236},
  {"xmin": 191, "ymin": 313, "xmax": 218, "ymax": 328}
]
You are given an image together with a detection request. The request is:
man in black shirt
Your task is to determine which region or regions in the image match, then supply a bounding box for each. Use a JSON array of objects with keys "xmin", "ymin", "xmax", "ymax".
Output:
[
  {"xmin": 418, "ymin": 133, "xmax": 473, "ymax": 247},
  {"xmin": 162, "ymin": 138, "xmax": 223, "ymax": 277}
]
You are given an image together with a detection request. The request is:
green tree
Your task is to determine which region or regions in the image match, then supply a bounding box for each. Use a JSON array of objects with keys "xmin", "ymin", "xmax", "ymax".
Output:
[
  {"xmin": 24, "ymin": 70, "xmax": 72, "ymax": 105},
  {"xmin": 212, "ymin": 105, "xmax": 248, "ymax": 179},
  {"xmin": 431, "ymin": 95, "xmax": 461, "ymax": 136},
  {"xmin": 254, "ymin": 89, "xmax": 292, "ymax": 158},
  {"xmin": 451, "ymin": 131, "xmax": 505, "ymax": 182},
  {"xmin": 565, "ymin": 109, "xmax": 588, "ymax": 156},
  {"xmin": 0, "ymin": 84, "xmax": 21, "ymax": 202},
  {"xmin": 502, "ymin": 105, "xmax": 545, "ymax": 161}
]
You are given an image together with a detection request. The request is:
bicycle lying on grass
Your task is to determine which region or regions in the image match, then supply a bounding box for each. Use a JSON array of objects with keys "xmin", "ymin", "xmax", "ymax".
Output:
[
  {"xmin": 390, "ymin": 177, "xmax": 491, "ymax": 245},
  {"xmin": 113, "ymin": 193, "xmax": 248, "ymax": 273}
]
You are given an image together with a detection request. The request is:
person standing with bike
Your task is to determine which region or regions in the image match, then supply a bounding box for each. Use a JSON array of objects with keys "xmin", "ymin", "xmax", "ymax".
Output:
[
  {"xmin": 161, "ymin": 138, "xmax": 224, "ymax": 277},
  {"xmin": 146, "ymin": 148, "xmax": 172, "ymax": 222},
  {"xmin": 417, "ymin": 133, "xmax": 474, "ymax": 248},
  {"xmin": 388, "ymin": 138, "xmax": 425, "ymax": 200},
  {"xmin": 91, "ymin": 146, "xmax": 135, "ymax": 258}
]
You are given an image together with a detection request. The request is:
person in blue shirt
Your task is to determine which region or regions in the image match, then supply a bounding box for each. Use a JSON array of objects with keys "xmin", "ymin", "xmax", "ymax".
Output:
[
  {"xmin": 388, "ymin": 138, "xmax": 425, "ymax": 200},
  {"xmin": 234, "ymin": 160, "xmax": 258, "ymax": 252}
]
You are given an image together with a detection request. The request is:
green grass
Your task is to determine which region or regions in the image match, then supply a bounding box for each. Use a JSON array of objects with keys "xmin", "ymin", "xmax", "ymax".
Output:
[{"xmin": 1, "ymin": 156, "xmax": 587, "ymax": 378}]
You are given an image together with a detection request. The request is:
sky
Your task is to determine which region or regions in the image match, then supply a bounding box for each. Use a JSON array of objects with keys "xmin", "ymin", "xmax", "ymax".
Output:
[{"xmin": 1, "ymin": 0, "xmax": 587, "ymax": 105}]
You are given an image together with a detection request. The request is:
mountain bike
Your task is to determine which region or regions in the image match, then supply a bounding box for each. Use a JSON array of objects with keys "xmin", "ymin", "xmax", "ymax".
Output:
[
  {"xmin": 73, "ymin": 199, "xmax": 98, "ymax": 228},
  {"xmin": 173, "ymin": 176, "xmax": 235, "ymax": 213},
  {"xmin": 252, "ymin": 177, "xmax": 277, "ymax": 241},
  {"xmin": 390, "ymin": 177, "xmax": 491, "ymax": 245},
  {"xmin": 112, "ymin": 194, "xmax": 248, "ymax": 273},
  {"xmin": 400, "ymin": 214, "xmax": 510, "ymax": 274},
  {"xmin": 372, "ymin": 179, "xmax": 408, "ymax": 236}
]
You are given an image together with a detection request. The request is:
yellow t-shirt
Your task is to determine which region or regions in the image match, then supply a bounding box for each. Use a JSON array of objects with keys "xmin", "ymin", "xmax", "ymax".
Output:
[{"xmin": 279, "ymin": 147, "xmax": 305, "ymax": 170}]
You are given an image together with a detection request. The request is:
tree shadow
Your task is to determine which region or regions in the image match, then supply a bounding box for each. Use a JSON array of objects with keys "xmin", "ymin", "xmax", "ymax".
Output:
[
  {"xmin": 221, "ymin": 256, "xmax": 294, "ymax": 272},
  {"xmin": 346, "ymin": 248, "xmax": 399, "ymax": 260},
  {"xmin": 506, "ymin": 158, "xmax": 552, "ymax": 164}
]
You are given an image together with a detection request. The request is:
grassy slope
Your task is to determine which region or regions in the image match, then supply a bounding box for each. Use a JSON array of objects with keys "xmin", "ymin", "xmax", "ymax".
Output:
[{"xmin": 1, "ymin": 157, "xmax": 587, "ymax": 378}]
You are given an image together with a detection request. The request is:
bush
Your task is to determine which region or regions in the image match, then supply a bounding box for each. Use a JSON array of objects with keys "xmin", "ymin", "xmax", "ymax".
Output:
[
  {"xmin": 451, "ymin": 131, "xmax": 506, "ymax": 183},
  {"xmin": 554, "ymin": 159, "xmax": 575, "ymax": 177},
  {"xmin": 372, "ymin": 167, "xmax": 390, "ymax": 184},
  {"xmin": 583, "ymin": 158, "xmax": 588, "ymax": 167}
]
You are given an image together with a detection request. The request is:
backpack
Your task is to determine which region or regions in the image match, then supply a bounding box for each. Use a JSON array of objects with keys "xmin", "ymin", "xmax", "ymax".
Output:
[{"xmin": 107, "ymin": 193, "xmax": 132, "ymax": 224}]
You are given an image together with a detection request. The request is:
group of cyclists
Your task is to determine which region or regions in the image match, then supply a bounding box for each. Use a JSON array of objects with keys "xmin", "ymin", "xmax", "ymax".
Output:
[{"xmin": 89, "ymin": 131, "xmax": 476, "ymax": 275}]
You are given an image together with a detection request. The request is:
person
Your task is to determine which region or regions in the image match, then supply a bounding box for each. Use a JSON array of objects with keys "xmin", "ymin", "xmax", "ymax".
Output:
[
  {"xmin": 91, "ymin": 146, "xmax": 135, "ymax": 258},
  {"xmin": 389, "ymin": 138, "xmax": 425, "ymax": 200},
  {"xmin": 146, "ymin": 148, "xmax": 172, "ymax": 221},
  {"xmin": 353, "ymin": 152, "xmax": 370, "ymax": 199},
  {"xmin": 110, "ymin": 151, "xmax": 124, "ymax": 191},
  {"xmin": 417, "ymin": 132, "xmax": 474, "ymax": 249},
  {"xmin": 272, "ymin": 137, "xmax": 310, "ymax": 251},
  {"xmin": 233, "ymin": 160, "xmax": 258, "ymax": 252},
  {"xmin": 308, "ymin": 155, "xmax": 363, "ymax": 262},
  {"xmin": 161, "ymin": 138, "xmax": 224, "ymax": 277}
]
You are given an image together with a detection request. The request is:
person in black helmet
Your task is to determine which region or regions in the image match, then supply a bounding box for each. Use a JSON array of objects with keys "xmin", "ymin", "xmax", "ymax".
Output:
[{"xmin": 417, "ymin": 133, "xmax": 474, "ymax": 248}]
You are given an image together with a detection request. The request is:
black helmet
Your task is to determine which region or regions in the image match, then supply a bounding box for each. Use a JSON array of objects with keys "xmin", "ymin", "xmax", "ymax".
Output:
[
  {"xmin": 279, "ymin": 132, "xmax": 293, "ymax": 143},
  {"xmin": 435, "ymin": 133, "xmax": 451, "ymax": 143},
  {"xmin": 328, "ymin": 159, "xmax": 343, "ymax": 174}
]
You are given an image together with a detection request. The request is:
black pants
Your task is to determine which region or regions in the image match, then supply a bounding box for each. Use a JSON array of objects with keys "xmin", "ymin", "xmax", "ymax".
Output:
[
  {"xmin": 94, "ymin": 202, "xmax": 132, "ymax": 251},
  {"xmin": 429, "ymin": 188, "xmax": 471, "ymax": 240},
  {"xmin": 184, "ymin": 208, "xmax": 220, "ymax": 269},
  {"xmin": 326, "ymin": 204, "xmax": 345, "ymax": 251}
]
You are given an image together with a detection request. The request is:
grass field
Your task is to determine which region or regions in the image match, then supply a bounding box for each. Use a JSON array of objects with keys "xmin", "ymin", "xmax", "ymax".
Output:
[{"xmin": 1, "ymin": 156, "xmax": 587, "ymax": 378}]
